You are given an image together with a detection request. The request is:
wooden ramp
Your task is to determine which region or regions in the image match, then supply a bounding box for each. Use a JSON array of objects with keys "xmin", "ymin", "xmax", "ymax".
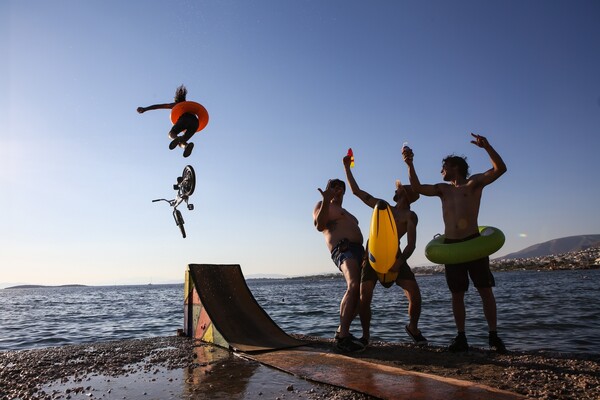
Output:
[
  {"xmin": 186, "ymin": 264, "xmax": 305, "ymax": 352},
  {"xmin": 246, "ymin": 348, "xmax": 525, "ymax": 400}
]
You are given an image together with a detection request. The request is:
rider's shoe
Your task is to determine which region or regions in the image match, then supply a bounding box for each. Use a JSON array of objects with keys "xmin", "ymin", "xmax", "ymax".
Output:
[
  {"xmin": 183, "ymin": 142, "xmax": 194, "ymax": 158},
  {"xmin": 169, "ymin": 137, "xmax": 181, "ymax": 150}
]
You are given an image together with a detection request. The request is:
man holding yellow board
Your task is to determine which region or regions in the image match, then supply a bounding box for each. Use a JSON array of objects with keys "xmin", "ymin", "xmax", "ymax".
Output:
[{"xmin": 343, "ymin": 153, "xmax": 427, "ymax": 346}]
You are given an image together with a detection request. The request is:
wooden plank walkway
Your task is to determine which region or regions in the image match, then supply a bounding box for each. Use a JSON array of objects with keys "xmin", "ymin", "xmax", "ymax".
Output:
[{"xmin": 247, "ymin": 348, "xmax": 525, "ymax": 400}]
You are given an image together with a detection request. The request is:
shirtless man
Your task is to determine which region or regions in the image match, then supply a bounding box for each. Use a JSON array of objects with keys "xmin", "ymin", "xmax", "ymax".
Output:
[
  {"xmin": 403, "ymin": 133, "xmax": 507, "ymax": 353},
  {"xmin": 343, "ymin": 155, "xmax": 427, "ymax": 346},
  {"xmin": 137, "ymin": 84, "xmax": 197, "ymax": 158},
  {"xmin": 313, "ymin": 178, "xmax": 365, "ymax": 352}
]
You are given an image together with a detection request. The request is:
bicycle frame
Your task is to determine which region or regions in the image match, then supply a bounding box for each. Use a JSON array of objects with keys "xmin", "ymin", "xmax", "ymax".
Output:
[{"xmin": 153, "ymin": 165, "xmax": 196, "ymax": 238}]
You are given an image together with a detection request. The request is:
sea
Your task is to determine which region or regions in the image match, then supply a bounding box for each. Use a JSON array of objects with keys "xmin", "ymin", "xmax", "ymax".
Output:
[{"xmin": 1, "ymin": 269, "xmax": 598, "ymax": 355}]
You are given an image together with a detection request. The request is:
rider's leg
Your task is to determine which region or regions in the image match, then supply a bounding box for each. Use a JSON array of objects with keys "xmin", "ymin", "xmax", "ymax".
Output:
[
  {"xmin": 178, "ymin": 127, "xmax": 196, "ymax": 148},
  {"xmin": 169, "ymin": 113, "xmax": 198, "ymax": 142}
]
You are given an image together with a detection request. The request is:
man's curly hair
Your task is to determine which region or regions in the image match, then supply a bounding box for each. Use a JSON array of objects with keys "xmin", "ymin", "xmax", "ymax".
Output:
[
  {"xmin": 443, "ymin": 155, "xmax": 470, "ymax": 178},
  {"xmin": 174, "ymin": 85, "xmax": 187, "ymax": 103}
]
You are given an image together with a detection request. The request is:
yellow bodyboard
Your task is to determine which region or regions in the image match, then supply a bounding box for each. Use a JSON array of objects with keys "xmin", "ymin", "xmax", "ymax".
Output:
[
  {"xmin": 376, "ymin": 271, "xmax": 398, "ymax": 284},
  {"xmin": 367, "ymin": 200, "xmax": 399, "ymax": 274}
]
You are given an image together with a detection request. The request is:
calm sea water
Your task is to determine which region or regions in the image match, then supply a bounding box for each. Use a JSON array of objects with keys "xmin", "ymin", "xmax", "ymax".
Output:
[{"xmin": 1, "ymin": 270, "xmax": 598, "ymax": 354}]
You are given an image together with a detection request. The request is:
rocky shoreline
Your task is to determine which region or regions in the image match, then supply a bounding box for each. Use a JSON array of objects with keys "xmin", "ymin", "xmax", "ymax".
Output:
[{"xmin": 1, "ymin": 335, "xmax": 598, "ymax": 399}]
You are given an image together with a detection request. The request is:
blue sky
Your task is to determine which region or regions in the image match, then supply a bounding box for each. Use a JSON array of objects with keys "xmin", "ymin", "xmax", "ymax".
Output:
[{"xmin": 2, "ymin": 1, "xmax": 599, "ymax": 286}]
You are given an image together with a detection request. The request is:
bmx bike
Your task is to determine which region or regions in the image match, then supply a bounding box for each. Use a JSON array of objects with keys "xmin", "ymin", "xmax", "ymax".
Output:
[{"xmin": 152, "ymin": 165, "xmax": 196, "ymax": 238}]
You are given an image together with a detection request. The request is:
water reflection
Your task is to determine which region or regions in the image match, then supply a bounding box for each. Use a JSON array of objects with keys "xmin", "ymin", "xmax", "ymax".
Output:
[
  {"xmin": 183, "ymin": 345, "xmax": 258, "ymax": 397},
  {"xmin": 183, "ymin": 344, "xmax": 334, "ymax": 399},
  {"xmin": 43, "ymin": 344, "xmax": 331, "ymax": 400}
]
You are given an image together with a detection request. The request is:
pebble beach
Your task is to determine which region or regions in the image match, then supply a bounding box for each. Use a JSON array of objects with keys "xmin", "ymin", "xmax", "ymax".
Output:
[{"xmin": 1, "ymin": 335, "xmax": 599, "ymax": 400}]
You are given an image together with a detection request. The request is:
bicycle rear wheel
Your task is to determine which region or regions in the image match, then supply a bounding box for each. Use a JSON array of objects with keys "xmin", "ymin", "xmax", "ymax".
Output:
[{"xmin": 180, "ymin": 165, "xmax": 196, "ymax": 197}]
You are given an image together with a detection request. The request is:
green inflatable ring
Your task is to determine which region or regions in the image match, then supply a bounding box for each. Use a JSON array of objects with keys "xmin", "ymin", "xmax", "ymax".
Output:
[{"xmin": 425, "ymin": 226, "xmax": 505, "ymax": 264}]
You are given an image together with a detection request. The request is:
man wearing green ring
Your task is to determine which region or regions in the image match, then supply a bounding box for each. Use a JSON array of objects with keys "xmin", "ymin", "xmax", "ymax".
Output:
[{"xmin": 403, "ymin": 133, "xmax": 508, "ymax": 353}]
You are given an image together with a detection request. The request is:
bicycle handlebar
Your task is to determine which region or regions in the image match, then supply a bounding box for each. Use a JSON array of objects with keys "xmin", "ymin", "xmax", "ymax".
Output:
[{"xmin": 153, "ymin": 198, "xmax": 185, "ymax": 209}]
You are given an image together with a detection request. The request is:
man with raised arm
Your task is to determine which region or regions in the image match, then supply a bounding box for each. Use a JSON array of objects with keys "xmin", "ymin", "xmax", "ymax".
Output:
[
  {"xmin": 343, "ymin": 154, "xmax": 427, "ymax": 347},
  {"xmin": 403, "ymin": 133, "xmax": 508, "ymax": 353},
  {"xmin": 314, "ymin": 179, "xmax": 365, "ymax": 353},
  {"xmin": 137, "ymin": 84, "xmax": 198, "ymax": 158}
]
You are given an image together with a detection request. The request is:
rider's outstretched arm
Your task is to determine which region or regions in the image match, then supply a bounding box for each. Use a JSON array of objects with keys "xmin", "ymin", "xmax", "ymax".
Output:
[{"xmin": 137, "ymin": 102, "xmax": 176, "ymax": 113}]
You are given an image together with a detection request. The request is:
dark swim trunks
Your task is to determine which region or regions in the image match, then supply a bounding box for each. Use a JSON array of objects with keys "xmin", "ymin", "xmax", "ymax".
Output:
[
  {"xmin": 443, "ymin": 233, "xmax": 495, "ymax": 293},
  {"xmin": 330, "ymin": 238, "xmax": 365, "ymax": 271},
  {"xmin": 361, "ymin": 258, "xmax": 416, "ymax": 288}
]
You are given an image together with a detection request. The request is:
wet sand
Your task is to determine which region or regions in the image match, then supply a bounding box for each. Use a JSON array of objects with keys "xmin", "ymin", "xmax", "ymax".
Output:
[{"xmin": 1, "ymin": 335, "xmax": 598, "ymax": 399}]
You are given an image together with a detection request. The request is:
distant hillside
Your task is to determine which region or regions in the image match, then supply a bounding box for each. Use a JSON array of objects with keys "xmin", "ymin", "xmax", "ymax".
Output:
[
  {"xmin": 3, "ymin": 284, "xmax": 88, "ymax": 290},
  {"xmin": 246, "ymin": 273, "xmax": 288, "ymax": 279},
  {"xmin": 501, "ymin": 234, "xmax": 600, "ymax": 259}
]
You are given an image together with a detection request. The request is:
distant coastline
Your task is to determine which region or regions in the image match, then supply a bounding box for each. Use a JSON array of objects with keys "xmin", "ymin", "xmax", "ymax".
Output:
[{"xmin": 3, "ymin": 284, "xmax": 88, "ymax": 290}]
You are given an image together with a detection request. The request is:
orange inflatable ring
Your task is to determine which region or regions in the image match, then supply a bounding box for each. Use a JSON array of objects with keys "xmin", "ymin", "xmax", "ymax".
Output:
[{"xmin": 170, "ymin": 101, "xmax": 209, "ymax": 133}]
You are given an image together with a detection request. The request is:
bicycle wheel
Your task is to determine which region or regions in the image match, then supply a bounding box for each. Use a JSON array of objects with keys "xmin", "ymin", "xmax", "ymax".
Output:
[
  {"xmin": 180, "ymin": 165, "xmax": 196, "ymax": 197},
  {"xmin": 173, "ymin": 209, "xmax": 186, "ymax": 239}
]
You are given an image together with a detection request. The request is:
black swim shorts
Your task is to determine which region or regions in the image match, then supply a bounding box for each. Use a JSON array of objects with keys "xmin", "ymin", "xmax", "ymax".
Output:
[{"xmin": 170, "ymin": 112, "xmax": 199, "ymax": 139}]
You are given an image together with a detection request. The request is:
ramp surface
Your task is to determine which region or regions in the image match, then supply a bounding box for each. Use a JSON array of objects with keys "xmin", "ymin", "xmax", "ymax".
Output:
[
  {"xmin": 188, "ymin": 264, "xmax": 305, "ymax": 353},
  {"xmin": 248, "ymin": 349, "xmax": 524, "ymax": 400}
]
